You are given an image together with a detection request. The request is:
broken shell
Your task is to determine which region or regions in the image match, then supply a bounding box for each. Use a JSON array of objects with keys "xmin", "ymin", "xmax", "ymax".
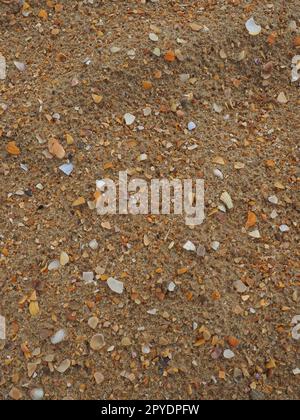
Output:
[
  {"xmin": 245, "ymin": 18, "xmax": 262, "ymax": 36},
  {"xmin": 220, "ymin": 192, "xmax": 234, "ymax": 210}
]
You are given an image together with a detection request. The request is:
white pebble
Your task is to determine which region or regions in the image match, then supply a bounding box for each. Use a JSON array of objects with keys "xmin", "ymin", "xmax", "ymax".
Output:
[
  {"xmin": 124, "ymin": 113, "xmax": 136, "ymax": 126},
  {"xmin": 107, "ymin": 277, "xmax": 124, "ymax": 294},
  {"xmin": 183, "ymin": 241, "xmax": 196, "ymax": 252},
  {"xmin": 51, "ymin": 329, "xmax": 67, "ymax": 345},
  {"xmin": 224, "ymin": 349, "xmax": 235, "ymax": 359},
  {"xmin": 48, "ymin": 260, "xmax": 60, "ymax": 271},
  {"xmin": 83, "ymin": 272, "xmax": 94, "ymax": 284},
  {"xmin": 89, "ymin": 240, "xmax": 99, "ymax": 250},
  {"xmin": 279, "ymin": 224, "xmax": 289, "ymax": 233},
  {"xmin": 30, "ymin": 388, "xmax": 44, "ymax": 401}
]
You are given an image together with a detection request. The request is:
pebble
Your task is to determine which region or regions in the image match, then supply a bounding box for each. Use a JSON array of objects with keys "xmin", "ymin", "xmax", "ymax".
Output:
[
  {"xmin": 292, "ymin": 324, "xmax": 300, "ymax": 340},
  {"xmin": 234, "ymin": 280, "xmax": 248, "ymax": 294},
  {"xmin": 188, "ymin": 121, "xmax": 196, "ymax": 131},
  {"xmin": 89, "ymin": 239, "xmax": 99, "ymax": 250},
  {"xmin": 224, "ymin": 349, "xmax": 235, "ymax": 359},
  {"xmin": 211, "ymin": 241, "xmax": 220, "ymax": 251},
  {"xmin": 83, "ymin": 272, "xmax": 94, "ymax": 284},
  {"xmin": 279, "ymin": 224, "xmax": 289, "ymax": 233},
  {"xmin": 107, "ymin": 277, "xmax": 124, "ymax": 294},
  {"xmin": 90, "ymin": 334, "xmax": 105, "ymax": 351},
  {"xmin": 51, "ymin": 329, "xmax": 67, "ymax": 345},
  {"xmin": 213, "ymin": 169, "xmax": 224, "ymax": 180},
  {"xmin": 48, "ymin": 260, "xmax": 60, "ymax": 271},
  {"xmin": 124, "ymin": 113, "xmax": 136, "ymax": 126},
  {"xmin": 0, "ymin": 315, "xmax": 6, "ymax": 340},
  {"xmin": 59, "ymin": 163, "xmax": 74, "ymax": 176},
  {"xmin": 268, "ymin": 195, "xmax": 279, "ymax": 205},
  {"xmin": 143, "ymin": 107, "xmax": 152, "ymax": 116},
  {"xmin": 293, "ymin": 368, "xmax": 300, "ymax": 376},
  {"xmin": 277, "ymin": 92, "xmax": 288, "ymax": 104},
  {"xmin": 245, "ymin": 18, "xmax": 262, "ymax": 36},
  {"xmin": 149, "ymin": 33, "xmax": 159, "ymax": 42},
  {"xmin": 183, "ymin": 240, "xmax": 196, "ymax": 252},
  {"xmin": 167, "ymin": 282, "xmax": 176, "ymax": 292},
  {"xmin": 56, "ymin": 359, "xmax": 71, "ymax": 374},
  {"xmin": 153, "ymin": 47, "xmax": 161, "ymax": 57},
  {"xmin": 30, "ymin": 388, "xmax": 44, "ymax": 401},
  {"xmin": 14, "ymin": 61, "xmax": 26, "ymax": 72},
  {"xmin": 9, "ymin": 387, "xmax": 23, "ymax": 401},
  {"xmin": 250, "ymin": 390, "xmax": 265, "ymax": 401},
  {"xmin": 88, "ymin": 317, "xmax": 99, "ymax": 330},
  {"xmin": 220, "ymin": 191, "xmax": 234, "ymax": 210},
  {"xmin": 248, "ymin": 229, "xmax": 261, "ymax": 239},
  {"xmin": 94, "ymin": 372, "xmax": 105, "ymax": 384},
  {"xmin": 0, "ymin": 55, "xmax": 6, "ymax": 80},
  {"xmin": 60, "ymin": 252, "xmax": 69, "ymax": 266}
]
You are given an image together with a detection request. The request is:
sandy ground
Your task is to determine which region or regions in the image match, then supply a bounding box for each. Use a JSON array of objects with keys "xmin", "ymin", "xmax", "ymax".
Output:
[{"xmin": 0, "ymin": 0, "xmax": 299, "ymax": 401}]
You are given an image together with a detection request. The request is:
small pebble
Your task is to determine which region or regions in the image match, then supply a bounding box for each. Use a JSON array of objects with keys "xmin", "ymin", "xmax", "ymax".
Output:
[{"xmin": 51, "ymin": 329, "xmax": 67, "ymax": 345}]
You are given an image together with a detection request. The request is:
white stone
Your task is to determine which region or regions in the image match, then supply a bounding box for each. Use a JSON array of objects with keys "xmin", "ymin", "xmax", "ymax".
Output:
[
  {"xmin": 83, "ymin": 272, "xmax": 94, "ymax": 284},
  {"xmin": 279, "ymin": 224, "xmax": 289, "ymax": 233},
  {"xmin": 30, "ymin": 388, "xmax": 44, "ymax": 401},
  {"xmin": 213, "ymin": 169, "xmax": 224, "ymax": 179},
  {"xmin": 0, "ymin": 55, "xmax": 6, "ymax": 80},
  {"xmin": 224, "ymin": 349, "xmax": 235, "ymax": 359},
  {"xmin": 51, "ymin": 329, "xmax": 66, "ymax": 345},
  {"xmin": 167, "ymin": 282, "xmax": 176, "ymax": 292},
  {"xmin": 188, "ymin": 121, "xmax": 196, "ymax": 131},
  {"xmin": 89, "ymin": 240, "xmax": 99, "ymax": 250},
  {"xmin": 59, "ymin": 163, "xmax": 74, "ymax": 176},
  {"xmin": 149, "ymin": 33, "xmax": 159, "ymax": 42},
  {"xmin": 234, "ymin": 280, "xmax": 248, "ymax": 294},
  {"xmin": 0, "ymin": 315, "xmax": 6, "ymax": 340},
  {"xmin": 248, "ymin": 229, "xmax": 261, "ymax": 239},
  {"xmin": 268, "ymin": 195, "xmax": 278, "ymax": 205},
  {"xmin": 124, "ymin": 113, "xmax": 136, "ymax": 126},
  {"xmin": 48, "ymin": 260, "xmax": 60, "ymax": 271},
  {"xmin": 14, "ymin": 61, "xmax": 26, "ymax": 72},
  {"xmin": 183, "ymin": 241, "xmax": 196, "ymax": 252},
  {"xmin": 211, "ymin": 241, "xmax": 220, "ymax": 251},
  {"xmin": 245, "ymin": 18, "xmax": 262, "ymax": 36},
  {"xmin": 107, "ymin": 277, "xmax": 124, "ymax": 294}
]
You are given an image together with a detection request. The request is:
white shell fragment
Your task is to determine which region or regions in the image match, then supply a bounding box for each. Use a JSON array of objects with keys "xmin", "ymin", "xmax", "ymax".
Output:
[
  {"xmin": 149, "ymin": 33, "xmax": 159, "ymax": 42},
  {"xmin": 224, "ymin": 349, "xmax": 235, "ymax": 359},
  {"xmin": 291, "ymin": 56, "xmax": 300, "ymax": 83},
  {"xmin": 277, "ymin": 92, "xmax": 288, "ymax": 104},
  {"xmin": 107, "ymin": 277, "xmax": 124, "ymax": 294},
  {"xmin": 0, "ymin": 55, "xmax": 6, "ymax": 80},
  {"xmin": 183, "ymin": 241, "xmax": 196, "ymax": 252},
  {"xmin": 279, "ymin": 224, "xmax": 289, "ymax": 233},
  {"xmin": 245, "ymin": 18, "xmax": 262, "ymax": 36},
  {"xmin": 211, "ymin": 241, "xmax": 220, "ymax": 251},
  {"xmin": 248, "ymin": 229, "xmax": 261, "ymax": 239},
  {"xmin": 51, "ymin": 329, "xmax": 67, "ymax": 345},
  {"xmin": 48, "ymin": 260, "xmax": 60, "ymax": 271},
  {"xmin": 188, "ymin": 121, "xmax": 196, "ymax": 131},
  {"xmin": 124, "ymin": 113, "xmax": 136, "ymax": 126},
  {"xmin": 59, "ymin": 163, "xmax": 74, "ymax": 176},
  {"xmin": 213, "ymin": 169, "xmax": 224, "ymax": 180},
  {"xmin": 234, "ymin": 280, "xmax": 248, "ymax": 294},
  {"xmin": 14, "ymin": 61, "xmax": 26, "ymax": 72},
  {"xmin": 167, "ymin": 282, "xmax": 176, "ymax": 292},
  {"xmin": 0, "ymin": 315, "xmax": 6, "ymax": 340},
  {"xmin": 292, "ymin": 324, "xmax": 300, "ymax": 341},
  {"xmin": 83, "ymin": 272, "xmax": 95, "ymax": 284},
  {"xmin": 30, "ymin": 388, "xmax": 44, "ymax": 401},
  {"xmin": 220, "ymin": 191, "xmax": 234, "ymax": 210}
]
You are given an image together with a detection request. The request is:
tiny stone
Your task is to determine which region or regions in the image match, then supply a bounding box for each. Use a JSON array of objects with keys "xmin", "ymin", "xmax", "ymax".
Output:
[
  {"xmin": 248, "ymin": 229, "xmax": 261, "ymax": 239},
  {"xmin": 88, "ymin": 317, "xmax": 99, "ymax": 330},
  {"xmin": 9, "ymin": 387, "xmax": 23, "ymax": 401},
  {"xmin": 149, "ymin": 33, "xmax": 159, "ymax": 42},
  {"xmin": 60, "ymin": 252, "xmax": 69, "ymax": 267},
  {"xmin": 211, "ymin": 241, "xmax": 220, "ymax": 251},
  {"xmin": 89, "ymin": 239, "xmax": 99, "ymax": 250},
  {"xmin": 48, "ymin": 260, "xmax": 60, "ymax": 271},
  {"xmin": 167, "ymin": 282, "xmax": 176, "ymax": 292},
  {"xmin": 224, "ymin": 349, "xmax": 235, "ymax": 359},
  {"xmin": 56, "ymin": 359, "xmax": 71, "ymax": 374},
  {"xmin": 183, "ymin": 241, "xmax": 196, "ymax": 252},
  {"xmin": 124, "ymin": 113, "xmax": 136, "ymax": 126},
  {"xmin": 188, "ymin": 121, "xmax": 196, "ymax": 131},
  {"xmin": 279, "ymin": 224, "xmax": 289, "ymax": 233},
  {"xmin": 83, "ymin": 272, "xmax": 94, "ymax": 284},
  {"xmin": 121, "ymin": 337, "xmax": 132, "ymax": 346},
  {"xmin": 94, "ymin": 372, "xmax": 105, "ymax": 384},
  {"xmin": 59, "ymin": 163, "xmax": 74, "ymax": 176},
  {"xmin": 234, "ymin": 280, "xmax": 248, "ymax": 294},
  {"xmin": 268, "ymin": 195, "xmax": 278, "ymax": 205},
  {"xmin": 51, "ymin": 329, "xmax": 67, "ymax": 345},
  {"xmin": 107, "ymin": 277, "xmax": 124, "ymax": 294},
  {"xmin": 90, "ymin": 334, "xmax": 105, "ymax": 351},
  {"xmin": 30, "ymin": 388, "xmax": 44, "ymax": 401}
]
